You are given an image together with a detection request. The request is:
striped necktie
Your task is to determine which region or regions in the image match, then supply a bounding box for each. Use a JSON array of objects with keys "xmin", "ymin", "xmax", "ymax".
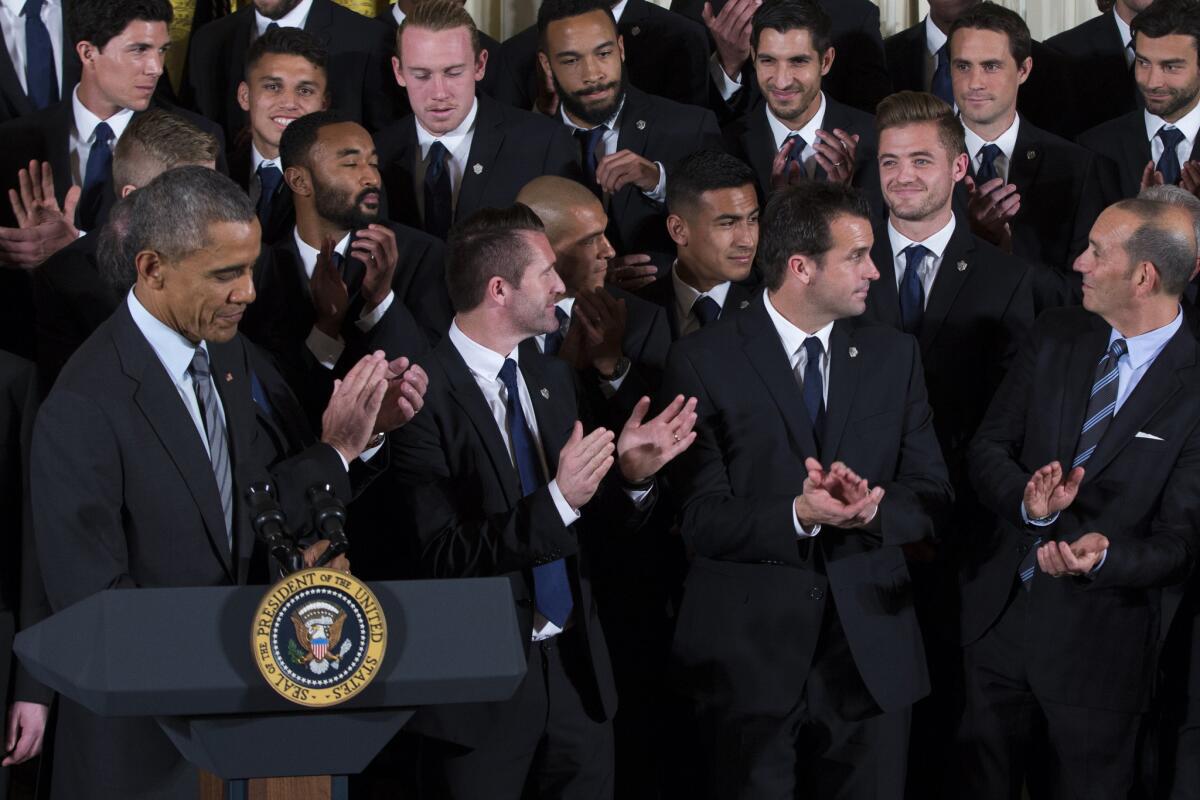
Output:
[{"xmin": 190, "ymin": 347, "xmax": 234, "ymax": 552}]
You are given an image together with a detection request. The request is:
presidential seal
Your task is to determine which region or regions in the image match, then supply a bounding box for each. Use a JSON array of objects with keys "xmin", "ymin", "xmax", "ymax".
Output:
[{"xmin": 252, "ymin": 567, "xmax": 387, "ymax": 708}]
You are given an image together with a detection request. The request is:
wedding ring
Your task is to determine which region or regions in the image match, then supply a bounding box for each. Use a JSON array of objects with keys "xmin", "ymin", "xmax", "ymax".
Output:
[{"xmin": 672, "ymin": 433, "xmax": 680, "ymax": 443}]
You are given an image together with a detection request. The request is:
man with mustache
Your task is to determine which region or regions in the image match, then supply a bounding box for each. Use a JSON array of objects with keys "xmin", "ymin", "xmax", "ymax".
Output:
[{"xmin": 1080, "ymin": 0, "xmax": 1200, "ymax": 203}]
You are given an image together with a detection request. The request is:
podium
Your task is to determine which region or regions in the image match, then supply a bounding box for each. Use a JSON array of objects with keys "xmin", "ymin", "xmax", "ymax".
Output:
[{"xmin": 15, "ymin": 578, "xmax": 526, "ymax": 797}]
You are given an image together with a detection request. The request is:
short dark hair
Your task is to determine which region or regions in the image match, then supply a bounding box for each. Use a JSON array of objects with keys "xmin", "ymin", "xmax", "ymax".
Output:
[
  {"xmin": 667, "ymin": 150, "xmax": 757, "ymax": 216},
  {"xmin": 126, "ymin": 167, "xmax": 256, "ymax": 265},
  {"xmin": 1114, "ymin": 198, "xmax": 1198, "ymax": 297},
  {"xmin": 758, "ymin": 182, "xmax": 871, "ymax": 291},
  {"xmin": 279, "ymin": 110, "xmax": 349, "ymax": 172},
  {"xmin": 69, "ymin": 0, "xmax": 173, "ymax": 50},
  {"xmin": 949, "ymin": 2, "xmax": 1033, "ymax": 65},
  {"xmin": 750, "ymin": 0, "xmax": 832, "ymax": 56},
  {"xmin": 446, "ymin": 205, "xmax": 547, "ymax": 312},
  {"xmin": 1131, "ymin": 0, "xmax": 1200, "ymax": 52},
  {"xmin": 537, "ymin": 0, "xmax": 617, "ymax": 53},
  {"xmin": 244, "ymin": 26, "xmax": 328, "ymax": 81}
]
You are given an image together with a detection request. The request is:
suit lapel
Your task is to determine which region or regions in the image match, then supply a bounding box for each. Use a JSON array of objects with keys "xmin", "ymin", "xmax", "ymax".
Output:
[
  {"xmin": 1056, "ymin": 317, "xmax": 1111, "ymax": 465},
  {"xmin": 386, "ymin": 119, "xmax": 422, "ymax": 225},
  {"xmin": 614, "ymin": 88, "xmax": 653, "ymax": 234},
  {"xmin": 520, "ymin": 354, "xmax": 573, "ymax": 479},
  {"xmin": 821, "ymin": 321, "xmax": 861, "ymax": 463},
  {"xmin": 1120, "ymin": 114, "xmax": 1152, "ymax": 186},
  {"xmin": 745, "ymin": 104, "xmax": 775, "ymax": 197},
  {"xmin": 919, "ymin": 219, "xmax": 975, "ymax": 351},
  {"xmin": 456, "ymin": 97, "xmax": 504, "ymax": 221},
  {"xmin": 867, "ymin": 228, "xmax": 902, "ymax": 328},
  {"xmin": 0, "ymin": 27, "xmax": 32, "ymax": 118},
  {"xmin": 1008, "ymin": 120, "xmax": 1045, "ymax": 199},
  {"xmin": 739, "ymin": 296, "xmax": 820, "ymax": 458},
  {"xmin": 724, "ymin": 282, "xmax": 755, "ymax": 318}
]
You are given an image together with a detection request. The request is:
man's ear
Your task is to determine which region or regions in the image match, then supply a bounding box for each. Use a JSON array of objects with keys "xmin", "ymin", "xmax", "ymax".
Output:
[
  {"xmin": 136, "ymin": 250, "xmax": 165, "ymax": 288},
  {"xmin": 237, "ymin": 81, "xmax": 251, "ymax": 113},
  {"xmin": 284, "ymin": 165, "xmax": 311, "ymax": 196},
  {"xmin": 666, "ymin": 213, "xmax": 688, "ymax": 248}
]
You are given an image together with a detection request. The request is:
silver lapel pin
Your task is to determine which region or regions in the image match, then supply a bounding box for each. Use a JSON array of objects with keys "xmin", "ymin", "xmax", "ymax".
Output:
[
  {"xmin": 636, "ymin": 119, "xmax": 646, "ymax": 130},
  {"xmin": 739, "ymin": 300, "xmax": 750, "ymax": 309},
  {"xmin": 540, "ymin": 388, "xmax": 550, "ymax": 400},
  {"xmin": 957, "ymin": 260, "xmax": 968, "ymax": 272},
  {"xmin": 224, "ymin": 372, "xmax": 234, "ymax": 382},
  {"xmin": 848, "ymin": 347, "xmax": 858, "ymax": 358},
  {"xmin": 1026, "ymin": 149, "xmax": 1037, "ymax": 160},
  {"xmin": 472, "ymin": 163, "xmax": 483, "ymax": 175},
  {"xmin": 631, "ymin": 25, "xmax": 641, "ymax": 35}
]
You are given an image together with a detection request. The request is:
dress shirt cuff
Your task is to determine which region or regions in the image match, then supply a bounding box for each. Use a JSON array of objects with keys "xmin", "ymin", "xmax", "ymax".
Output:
[
  {"xmin": 708, "ymin": 52, "xmax": 743, "ymax": 101},
  {"xmin": 1087, "ymin": 548, "xmax": 1108, "ymax": 577},
  {"xmin": 306, "ymin": 326, "xmax": 345, "ymax": 370},
  {"xmin": 642, "ymin": 163, "xmax": 667, "ymax": 203},
  {"xmin": 356, "ymin": 290, "xmax": 394, "ymax": 332},
  {"xmin": 359, "ymin": 439, "xmax": 385, "ymax": 463},
  {"xmin": 548, "ymin": 479, "xmax": 582, "ymax": 526},
  {"xmin": 792, "ymin": 504, "xmax": 821, "ymax": 538},
  {"xmin": 1020, "ymin": 503, "xmax": 1059, "ymax": 527}
]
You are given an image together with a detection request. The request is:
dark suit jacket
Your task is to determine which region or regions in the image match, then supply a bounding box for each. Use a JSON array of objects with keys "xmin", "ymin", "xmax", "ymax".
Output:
[
  {"xmin": 0, "ymin": 22, "xmax": 80, "ymax": 124},
  {"xmin": 390, "ymin": 335, "xmax": 652, "ymax": 747},
  {"xmin": 228, "ymin": 140, "xmax": 296, "ymax": 247},
  {"xmin": 184, "ymin": 0, "xmax": 396, "ymax": 143},
  {"xmin": 31, "ymin": 302, "xmax": 354, "ymax": 798},
  {"xmin": 662, "ymin": 295, "xmax": 951, "ymax": 716},
  {"xmin": 965, "ymin": 306, "xmax": 1200, "ymax": 713},
  {"xmin": 496, "ymin": 0, "xmax": 710, "ymax": 110},
  {"xmin": 1046, "ymin": 10, "xmax": 1139, "ymax": 141},
  {"xmin": 1079, "ymin": 109, "xmax": 1200, "ymax": 205},
  {"xmin": 377, "ymin": 6, "xmax": 504, "ymax": 108},
  {"xmin": 884, "ymin": 20, "xmax": 927, "ymax": 97},
  {"xmin": 639, "ymin": 270, "xmax": 758, "ymax": 341},
  {"xmin": 375, "ymin": 94, "xmax": 580, "ymax": 237}
]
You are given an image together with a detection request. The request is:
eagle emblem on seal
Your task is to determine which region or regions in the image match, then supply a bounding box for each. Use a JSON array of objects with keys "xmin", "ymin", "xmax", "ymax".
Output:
[{"xmin": 290, "ymin": 600, "xmax": 354, "ymax": 675}]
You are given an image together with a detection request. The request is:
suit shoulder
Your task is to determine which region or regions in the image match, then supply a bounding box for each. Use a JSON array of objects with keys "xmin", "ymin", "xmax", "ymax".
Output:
[
  {"xmin": 633, "ymin": 88, "xmax": 715, "ymax": 122},
  {"xmin": 487, "ymin": 99, "xmax": 568, "ymax": 135},
  {"xmin": 1031, "ymin": 305, "xmax": 1101, "ymax": 340},
  {"xmin": 189, "ymin": 8, "xmax": 246, "ymax": 49},
  {"xmin": 1077, "ymin": 112, "xmax": 1140, "ymax": 150},
  {"xmin": 634, "ymin": 0, "xmax": 707, "ymax": 35},
  {"xmin": 389, "ymin": 220, "xmax": 445, "ymax": 256},
  {"xmin": 500, "ymin": 24, "xmax": 538, "ymax": 51},
  {"xmin": 1020, "ymin": 120, "xmax": 1093, "ymax": 162},
  {"xmin": 1045, "ymin": 14, "xmax": 1109, "ymax": 54},
  {"xmin": 53, "ymin": 313, "xmax": 123, "ymax": 391},
  {"xmin": 608, "ymin": 285, "xmax": 665, "ymax": 319}
]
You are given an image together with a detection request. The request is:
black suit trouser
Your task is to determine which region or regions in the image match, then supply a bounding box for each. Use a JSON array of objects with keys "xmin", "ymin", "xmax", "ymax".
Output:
[{"xmin": 1158, "ymin": 698, "xmax": 1200, "ymax": 800}]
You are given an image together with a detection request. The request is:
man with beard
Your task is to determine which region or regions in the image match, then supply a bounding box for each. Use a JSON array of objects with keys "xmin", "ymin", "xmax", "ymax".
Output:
[
  {"xmin": 720, "ymin": 0, "xmax": 881, "ymax": 212},
  {"xmin": 537, "ymin": 0, "xmax": 723, "ymax": 276},
  {"xmin": 1080, "ymin": 0, "xmax": 1200, "ymax": 203},
  {"xmin": 374, "ymin": 0, "xmax": 578, "ymax": 242}
]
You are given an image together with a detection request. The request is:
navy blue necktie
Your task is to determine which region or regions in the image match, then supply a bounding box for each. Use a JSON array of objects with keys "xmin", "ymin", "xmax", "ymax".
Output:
[
  {"xmin": 782, "ymin": 132, "xmax": 807, "ymax": 179},
  {"xmin": 80, "ymin": 121, "xmax": 114, "ymax": 230},
  {"xmin": 22, "ymin": 0, "xmax": 57, "ymax": 110},
  {"xmin": 931, "ymin": 43, "xmax": 953, "ymax": 107},
  {"xmin": 899, "ymin": 244, "xmax": 928, "ymax": 336},
  {"xmin": 1156, "ymin": 127, "xmax": 1186, "ymax": 187},
  {"xmin": 256, "ymin": 162, "xmax": 283, "ymax": 225},
  {"xmin": 543, "ymin": 306, "xmax": 570, "ymax": 356},
  {"xmin": 575, "ymin": 125, "xmax": 607, "ymax": 195},
  {"xmin": 801, "ymin": 336, "xmax": 825, "ymax": 445},
  {"xmin": 423, "ymin": 140, "xmax": 452, "ymax": 240},
  {"xmin": 976, "ymin": 143, "xmax": 1002, "ymax": 185},
  {"xmin": 691, "ymin": 295, "xmax": 721, "ymax": 328},
  {"xmin": 497, "ymin": 358, "xmax": 573, "ymax": 627}
]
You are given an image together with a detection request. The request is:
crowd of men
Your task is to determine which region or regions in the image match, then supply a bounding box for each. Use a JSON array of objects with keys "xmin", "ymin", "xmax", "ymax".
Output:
[{"xmin": 0, "ymin": 0, "xmax": 1198, "ymax": 798}]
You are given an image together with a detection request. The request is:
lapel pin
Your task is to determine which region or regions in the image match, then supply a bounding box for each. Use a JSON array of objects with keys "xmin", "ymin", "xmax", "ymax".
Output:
[
  {"xmin": 540, "ymin": 388, "xmax": 550, "ymax": 399},
  {"xmin": 1026, "ymin": 149, "xmax": 1037, "ymax": 160},
  {"xmin": 739, "ymin": 300, "xmax": 750, "ymax": 309},
  {"xmin": 957, "ymin": 260, "xmax": 968, "ymax": 272},
  {"xmin": 848, "ymin": 347, "xmax": 858, "ymax": 358},
  {"xmin": 472, "ymin": 163, "xmax": 483, "ymax": 175},
  {"xmin": 225, "ymin": 372, "xmax": 233, "ymax": 382},
  {"xmin": 631, "ymin": 25, "xmax": 641, "ymax": 36},
  {"xmin": 636, "ymin": 119, "xmax": 646, "ymax": 130}
]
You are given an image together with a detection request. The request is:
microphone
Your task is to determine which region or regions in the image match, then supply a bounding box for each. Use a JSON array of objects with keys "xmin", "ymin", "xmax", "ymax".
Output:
[
  {"xmin": 246, "ymin": 482, "xmax": 303, "ymax": 576},
  {"xmin": 306, "ymin": 483, "xmax": 349, "ymax": 567}
]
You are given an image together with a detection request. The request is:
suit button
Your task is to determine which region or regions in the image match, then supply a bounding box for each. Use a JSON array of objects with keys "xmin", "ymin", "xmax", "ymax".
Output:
[{"xmin": 809, "ymin": 587, "xmax": 824, "ymax": 600}]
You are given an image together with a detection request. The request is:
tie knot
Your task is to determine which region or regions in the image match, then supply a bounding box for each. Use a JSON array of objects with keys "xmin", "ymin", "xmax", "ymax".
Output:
[
  {"xmin": 575, "ymin": 125, "xmax": 607, "ymax": 146},
  {"xmin": 802, "ymin": 336, "xmax": 824, "ymax": 361},
  {"xmin": 1108, "ymin": 338, "xmax": 1129, "ymax": 360},
  {"xmin": 189, "ymin": 347, "xmax": 211, "ymax": 380},
  {"xmin": 979, "ymin": 143, "xmax": 1002, "ymax": 162},
  {"xmin": 21, "ymin": 0, "xmax": 42, "ymax": 17},
  {"xmin": 1158, "ymin": 126, "xmax": 1186, "ymax": 149},
  {"xmin": 905, "ymin": 243, "xmax": 930, "ymax": 266},
  {"xmin": 692, "ymin": 294, "xmax": 721, "ymax": 327},
  {"xmin": 498, "ymin": 358, "xmax": 519, "ymax": 392},
  {"xmin": 427, "ymin": 140, "xmax": 449, "ymax": 164},
  {"xmin": 266, "ymin": 22, "xmax": 280, "ymax": 32},
  {"xmin": 93, "ymin": 121, "xmax": 113, "ymax": 147}
]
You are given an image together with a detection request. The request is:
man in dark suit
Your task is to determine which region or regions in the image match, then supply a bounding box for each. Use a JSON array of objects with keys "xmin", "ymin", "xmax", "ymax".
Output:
[
  {"xmin": 1046, "ymin": 0, "xmax": 1151, "ymax": 140},
  {"xmin": 0, "ymin": 0, "xmax": 79, "ymax": 124},
  {"xmin": 885, "ymin": 0, "xmax": 978, "ymax": 103},
  {"xmin": 640, "ymin": 149, "xmax": 759, "ymax": 339},
  {"xmin": 720, "ymin": 0, "xmax": 880, "ymax": 210},
  {"xmin": 390, "ymin": 203, "xmax": 695, "ymax": 799},
  {"xmin": 959, "ymin": 197, "xmax": 1200, "ymax": 800},
  {"xmin": 537, "ymin": 0, "xmax": 723, "ymax": 274},
  {"xmin": 232, "ymin": 26, "xmax": 329, "ymax": 247},
  {"xmin": 374, "ymin": 0, "xmax": 579, "ymax": 243},
  {"xmin": 30, "ymin": 166, "xmax": 425, "ymax": 800},
  {"xmin": 661, "ymin": 180, "xmax": 952, "ymax": 799},
  {"xmin": 949, "ymin": 3, "xmax": 1104, "ymax": 302},
  {"xmin": 185, "ymin": 0, "xmax": 394, "ymax": 143},
  {"xmin": 1079, "ymin": 0, "xmax": 1200, "ymax": 204},
  {"xmin": 498, "ymin": 0, "xmax": 710, "ymax": 112}
]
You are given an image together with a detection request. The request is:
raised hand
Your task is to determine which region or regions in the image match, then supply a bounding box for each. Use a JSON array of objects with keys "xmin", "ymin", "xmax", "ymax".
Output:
[
  {"xmin": 1022, "ymin": 460, "xmax": 1084, "ymax": 520},
  {"xmin": 702, "ymin": 0, "xmax": 759, "ymax": 80},
  {"xmin": 310, "ymin": 236, "xmax": 349, "ymax": 338},
  {"xmin": 770, "ymin": 137, "xmax": 805, "ymax": 190},
  {"xmin": 555, "ymin": 422, "xmax": 616, "ymax": 509},
  {"xmin": 606, "ymin": 252, "xmax": 657, "ymax": 292},
  {"xmin": 572, "ymin": 287, "xmax": 627, "ymax": 376},
  {"xmin": 964, "ymin": 175, "xmax": 1020, "ymax": 251},
  {"xmin": 617, "ymin": 395, "xmax": 698, "ymax": 483},
  {"xmin": 1036, "ymin": 531, "xmax": 1110, "ymax": 577},
  {"xmin": 349, "ymin": 223, "xmax": 399, "ymax": 311},
  {"xmin": 1140, "ymin": 160, "xmax": 1166, "ymax": 192},
  {"xmin": 320, "ymin": 351, "xmax": 388, "ymax": 464},
  {"xmin": 374, "ymin": 357, "xmax": 428, "ymax": 433},
  {"xmin": 596, "ymin": 150, "xmax": 661, "ymax": 195},
  {"xmin": 812, "ymin": 128, "xmax": 859, "ymax": 186},
  {"xmin": 0, "ymin": 160, "xmax": 80, "ymax": 267}
]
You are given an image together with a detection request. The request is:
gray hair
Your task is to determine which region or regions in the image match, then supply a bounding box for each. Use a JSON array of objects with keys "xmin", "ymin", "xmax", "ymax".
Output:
[
  {"xmin": 1138, "ymin": 184, "xmax": 1200, "ymax": 270},
  {"xmin": 1114, "ymin": 197, "xmax": 1198, "ymax": 297},
  {"xmin": 126, "ymin": 166, "xmax": 256, "ymax": 264}
]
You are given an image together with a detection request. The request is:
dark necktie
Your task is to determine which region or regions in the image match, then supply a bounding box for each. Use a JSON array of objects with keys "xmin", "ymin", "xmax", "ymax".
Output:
[
  {"xmin": 543, "ymin": 306, "xmax": 570, "ymax": 356},
  {"xmin": 976, "ymin": 143, "xmax": 1002, "ymax": 185},
  {"xmin": 1017, "ymin": 338, "xmax": 1128, "ymax": 589},
  {"xmin": 80, "ymin": 121, "xmax": 114, "ymax": 230},
  {"xmin": 691, "ymin": 295, "xmax": 721, "ymax": 328},
  {"xmin": 1156, "ymin": 126, "xmax": 1186, "ymax": 187},
  {"xmin": 575, "ymin": 125, "xmax": 607, "ymax": 195},
  {"xmin": 899, "ymin": 244, "xmax": 928, "ymax": 336},
  {"xmin": 256, "ymin": 162, "xmax": 284, "ymax": 226},
  {"xmin": 783, "ymin": 132, "xmax": 807, "ymax": 178},
  {"xmin": 497, "ymin": 358, "xmax": 573, "ymax": 627},
  {"xmin": 800, "ymin": 336, "xmax": 826, "ymax": 445},
  {"xmin": 190, "ymin": 347, "xmax": 234, "ymax": 551},
  {"xmin": 931, "ymin": 43, "xmax": 953, "ymax": 107},
  {"xmin": 22, "ymin": 0, "xmax": 57, "ymax": 110},
  {"xmin": 423, "ymin": 140, "xmax": 453, "ymax": 240}
]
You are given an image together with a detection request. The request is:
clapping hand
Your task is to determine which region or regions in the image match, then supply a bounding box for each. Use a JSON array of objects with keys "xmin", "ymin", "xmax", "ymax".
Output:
[
  {"xmin": 1022, "ymin": 460, "xmax": 1083, "ymax": 520},
  {"xmin": 794, "ymin": 457, "xmax": 885, "ymax": 529},
  {"xmin": 616, "ymin": 395, "xmax": 699, "ymax": 484},
  {"xmin": 310, "ymin": 236, "xmax": 349, "ymax": 338},
  {"xmin": 1036, "ymin": 532, "xmax": 1109, "ymax": 577},
  {"xmin": 373, "ymin": 356, "xmax": 428, "ymax": 433},
  {"xmin": 964, "ymin": 175, "xmax": 1020, "ymax": 251}
]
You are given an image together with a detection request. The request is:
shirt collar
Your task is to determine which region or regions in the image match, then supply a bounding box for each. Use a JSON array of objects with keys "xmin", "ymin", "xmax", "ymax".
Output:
[
  {"xmin": 1, "ymin": 0, "xmax": 58, "ymax": 15},
  {"xmin": 1113, "ymin": 6, "xmax": 1133, "ymax": 50},
  {"xmin": 256, "ymin": 0, "xmax": 313, "ymax": 36},
  {"xmin": 416, "ymin": 95, "xmax": 479, "ymax": 158},
  {"xmin": 251, "ymin": 143, "xmax": 280, "ymax": 174},
  {"xmin": 672, "ymin": 261, "xmax": 732, "ymax": 311},
  {"xmin": 1112, "ymin": 306, "xmax": 1184, "ymax": 372},
  {"xmin": 126, "ymin": 288, "xmax": 206, "ymax": 384},
  {"xmin": 765, "ymin": 92, "xmax": 826, "ymax": 151},
  {"xmin": 449, "ymin": 318, "xmax": 517, "ymax": 383},
  {"xmin": 1143, "ymin": 98, "xmax": 1200, "ymax": 148},
  {"xmin": 560, "ymin": 94, "xmax": 625, "ymax": 133},
  {"xmin": 962, "ymin": 112, "xmax": 1020, "ymax": 162},
  {"xmin": 391, "ymin": 3, "xmax": 405, "ymax": 26},
  {"xmin": 293, "ymin": 228, "xmax": 351, "ymax": 279},
  {"xmin": 611, "ymin": 0, "xmax": 628, "ymax": 23},
  {"xmin": 72, "ymin": 85, "xmax": 135, "ymax": 145},
  {"xmin": 763, "ymin": 291, "xmax": 834, "ymax": 361},
  {"xmin": 924, "ymin": 14, "xmax": 947, "ymax": 57},
  {"xmin": 887, "ymin": 214, "xmax": 957, "ymax": 261}
]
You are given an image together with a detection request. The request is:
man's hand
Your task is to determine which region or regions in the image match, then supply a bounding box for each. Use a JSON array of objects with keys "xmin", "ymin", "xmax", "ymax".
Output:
[
  {"xmin": 310, "ymin": 237, "xmax": 349, "ymax": 338},
  {"xmin": 770, "ymin": 137, "xmax": 805, "ymax": 190},
  {"xmin": 2, "ymin": 701, "xmax": 47, "ymax": 766},
  {"xmin": 555, "ymin": 422, "xmax": 615, "ymax": 509},
  {"xmin": 374, "ymin": 356, "xmax": 428, "ymax": 433},
  {"xmin": 813, "ymin": 128, "xmax": 858, "ymax": 186},
  {"xmin": 596, "ymin": 150, "xmax": 660, "ymax": 195},
  {"xmin": 572, "ymin": 288, "xmax": 627, "ymax": 376},
  {"xmin": 1181, "ymin": 161, "xmax": 1200, "ymax": 196},
  {"xmin": 606, "ymin": 253, "xmax": 657, "ymax": 292},
  {"xmin": 534, "ymin": 56, "xmax": 559, "ymax": 117},
  {"xmin": 1141, "ymin": 160, "xmax": 1166, "ymax": 192},
  {"xmin": 350, "ymin": 224, "xmax": 399, "ymax": 310},
  {"xmin": 1022, "ymin": 460, "xmax": 1084, "ymax": 521},
  {"xmin": 964, "ymin": 175, "xmax": 1020, "ymax": 251},
  {"xmin": 617, "ymin": 394, "xmax": 698, "ymax": 483},
  {"xmin": 0, "ymin": 160, "xmax": 80, "ymax": 268},
  {"xmin": 794, "ymin": 457, "xmax": 884, "ymax": 528},
  {"xmin": 817, "ymin": 461, "xmax": 884, "ymax": 527},
  {"xmin": 1037, "ymin": 532, "xmax": 1110, "ymax": 577},
  {"xmin": 302, "ymin": 538, "xmax": 351, "ymax": 572},
  {"xmin": 320, "ymin": 351, "xmax": 388, "ymax": 464},
  {"xmin": 702, "ymin": 0, "xmax": 759, "ymax": 79}
]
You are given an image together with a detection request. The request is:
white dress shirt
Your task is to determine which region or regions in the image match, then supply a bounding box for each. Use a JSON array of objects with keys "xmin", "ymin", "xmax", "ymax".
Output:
[
  {"xmin": 766, "ymin": 92, "xmax": 827, "ymax": 180},
  {"xmin": 414, "ymin": 95, "xmax": 478, "ymax": 222},
  {"xmin": 1144, "ymin": 100, "xmax": 1200, "ymax": 175},
  {"xmin": 391, "ymin": 3, "xmax": 404, "ymax": 26},
  {"xmin": 256, "ymin": 0, "xmax": 313, "ymax": 35},
  {"xmin": 887, "ymin": 215, "xmax": 957, "ymax": 307},
  {"xmin": 0, "ymin": 0, "xmax": 63, "ymax": 97},
  {"xmin": 962, "ymin": 113, "xmax": 1020, "ymax": 183},
  {"xmin": 923, "ymin": 14, "xmax": 948, "ymax": 90},
  {"xmin": 672, "ymin": 262, "xmax": 732, "ymax": 337},
  {"xmin": 68, "ymin": 85, "xmax": 135, "ymax": 189},
  {"xmin": 533, "ymin": 296, "xmax": 627, "ymax": 397},
  {"xmin": 1114, "ymin": 7, "xmax": 1135, "ymax": 68},
  {"xmin": 292, "ymin": 228, "xmax": 395, "ymax": 369},
  {"xmin": 560, "ymin": 97, "xmax": 668, "ymax": 203}
]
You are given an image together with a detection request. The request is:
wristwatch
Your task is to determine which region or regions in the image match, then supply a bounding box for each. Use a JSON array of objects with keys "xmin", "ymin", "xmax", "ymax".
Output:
[
  {"xmin": 366, "ymin": 432, "xmax": 386, "ymax": 450},
  {"xmin": 596, "ymin": 356, "xmax": 631, "ymax": 382}
]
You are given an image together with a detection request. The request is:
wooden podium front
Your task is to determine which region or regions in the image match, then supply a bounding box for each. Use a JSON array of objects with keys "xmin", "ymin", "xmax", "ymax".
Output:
[{"xmin": 201, "ymin": 771, "xmax": 335, "ymax": 799}]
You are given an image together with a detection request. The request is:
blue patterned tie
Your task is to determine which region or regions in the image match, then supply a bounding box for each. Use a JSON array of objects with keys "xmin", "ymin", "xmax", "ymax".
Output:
[
  {"xmin": 575, "ymin": 125, "xmax": 607, "ymax": 195},
  {"xmin": 497, "ymin": 358, "xmax": 573, "ymax": 627},
  {"xmin": 1156, "ymin": 127, "xmax": 1186, "ymax": 187},
  {"xmin": 899, "ymin": 244, "xmax": 928, "ymax": 336},
  {"xmin": 543, "ymin": 306, "xmax": 570, "ymax": 356},
  {"xmin": 691, "ymin": 295, "xmax": 721, "ymax": 328},
  {"xmin": 423, "ymin": 140, "xmax": 452, "ymax": 239},
  {"xmin": 976, "ymin": 143, "xmax": 1003, "ymax": 184},
  {"xmin": 801, "ymin": 336, "xmax": 825, "ymax": 446},
  {"xmin": 22, "ymin": 0, "xmax": 57, "ymax": 110},
  {"xmin": 783, "ymin": 132, "xmax": 807, "ymax": 179},
  {"xmin": 931, "ymin": 43, "xmax": 953, "ymax": 107},
  {"xmin": 256, "ymin": 162, "xmax": 284, "ymax": 225},
  {"xmin": 190, "ymin": 347, "xmax": 234, "ymax": 551},
  {"xmin": 80, "ymin": 121, "xmax": 114, "ymax": 230}
]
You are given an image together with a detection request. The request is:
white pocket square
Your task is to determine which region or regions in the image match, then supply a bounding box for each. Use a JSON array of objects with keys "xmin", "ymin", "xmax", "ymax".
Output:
[{"xmin": 1135, "ymin": 431, "xmax": 1164, "ymax": 441}]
